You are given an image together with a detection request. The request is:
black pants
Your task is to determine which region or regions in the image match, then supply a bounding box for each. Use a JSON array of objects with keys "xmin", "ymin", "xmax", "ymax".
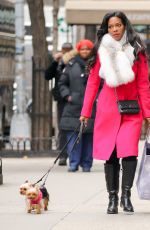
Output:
[
  {"xmin": 57, "ymin": 101, "xmax": 67, "ymax": 159},
  {"xmin": 106, "ymin": 148, "xmax": 137, "ymax": 165}
]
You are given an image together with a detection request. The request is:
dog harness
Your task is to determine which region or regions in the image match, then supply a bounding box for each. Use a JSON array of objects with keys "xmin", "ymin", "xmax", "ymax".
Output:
[{"xmin": 30, "ymin": 191, "xmax": 43, "ymax": 205}]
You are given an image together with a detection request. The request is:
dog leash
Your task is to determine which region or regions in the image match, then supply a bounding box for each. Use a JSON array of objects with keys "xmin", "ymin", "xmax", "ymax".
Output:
[
  {"xmin": 33, "ymin": 122, "xmax": 85, "ymax": 186},
  {"xmin": 70, "ymin": 121, "xmax": 85, "ymax": 153}
]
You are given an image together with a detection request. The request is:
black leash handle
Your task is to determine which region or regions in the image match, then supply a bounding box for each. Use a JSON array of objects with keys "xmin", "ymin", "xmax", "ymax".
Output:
[
  {"xmin": 33, "ymin": 122, "xmax": 82, "ymax": 186},
  {"xmin": 70, "ymin": 121, "xmax": 85, "ymax": 153}
]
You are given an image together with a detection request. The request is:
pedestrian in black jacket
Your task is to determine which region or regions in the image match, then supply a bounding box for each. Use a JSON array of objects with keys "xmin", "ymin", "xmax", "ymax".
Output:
[
  {"xmin": 58, "ymin": 39, "xmax": 95, "ymax": 172},
  {"xmin": 45, "ymin": 42, "xmax": 73, "ymax": 166}
]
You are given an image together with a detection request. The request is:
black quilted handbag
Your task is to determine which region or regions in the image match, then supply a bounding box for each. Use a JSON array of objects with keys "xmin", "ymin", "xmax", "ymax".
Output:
[{"xmin": 117, "ymin": 100, "xmax": 140, "ymax": 114}]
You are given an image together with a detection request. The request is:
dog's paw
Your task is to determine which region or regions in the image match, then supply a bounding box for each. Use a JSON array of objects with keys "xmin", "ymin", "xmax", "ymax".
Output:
[
  {"xmin": 27, "ymin": 209, "xmax": 31, "ymax": 213},
  {"xmin": 36, "ymin": 209, "xmax": 41, "ymax": 214}
]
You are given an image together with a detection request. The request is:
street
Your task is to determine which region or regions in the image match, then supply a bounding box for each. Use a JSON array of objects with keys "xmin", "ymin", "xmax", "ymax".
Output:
[{"xmin": 0, "ymin": 141, "xmax": 150, "ymax": 230}]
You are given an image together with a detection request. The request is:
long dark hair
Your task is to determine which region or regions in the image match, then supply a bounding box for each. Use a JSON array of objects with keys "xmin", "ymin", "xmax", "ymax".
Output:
[{"xmin": 88, "ymin": 11, "xmax": 146, "ymax": 70}]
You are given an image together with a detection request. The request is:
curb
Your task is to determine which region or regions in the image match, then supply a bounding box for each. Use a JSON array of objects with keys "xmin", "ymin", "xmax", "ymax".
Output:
[{"xmin": 0, "ymin": 150, "xmax": 58, "ymax": 158}]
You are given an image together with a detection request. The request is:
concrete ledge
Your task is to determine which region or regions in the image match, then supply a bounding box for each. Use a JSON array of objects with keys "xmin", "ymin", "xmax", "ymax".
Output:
[{"xmin": 0, "ymin": 149, "xmax": 59, "ymax": 158}]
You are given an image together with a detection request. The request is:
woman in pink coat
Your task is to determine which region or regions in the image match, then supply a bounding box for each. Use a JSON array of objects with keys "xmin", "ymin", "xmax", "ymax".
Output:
[{"xmin": 80, "ymin": 11, "xmax": 150, "ymax": 214}]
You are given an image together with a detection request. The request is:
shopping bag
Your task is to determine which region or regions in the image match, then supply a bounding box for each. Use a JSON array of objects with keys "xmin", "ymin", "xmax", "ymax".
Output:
[{"xmin": 136, "ymin": 129, "xmax": 150, "ymax": 200}]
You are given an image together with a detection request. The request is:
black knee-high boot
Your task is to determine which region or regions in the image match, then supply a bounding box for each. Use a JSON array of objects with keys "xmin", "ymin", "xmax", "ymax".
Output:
[
  {"xmin": 120, "ymin": 159, "xmax": 137, "ymax": 213},
  {"xmin": 104, "ymin": 163, "xmax": 120, "ymax": 214}
]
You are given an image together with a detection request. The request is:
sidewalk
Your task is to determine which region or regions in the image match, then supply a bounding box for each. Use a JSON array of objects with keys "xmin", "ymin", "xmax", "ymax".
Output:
[{"xmin": 0, "ymin": 140, "xmax": 150, "ymax": 230}]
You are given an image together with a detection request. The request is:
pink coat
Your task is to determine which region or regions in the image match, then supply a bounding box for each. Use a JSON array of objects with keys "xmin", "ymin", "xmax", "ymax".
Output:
[{"xmin": 81, "ymin": 53, "xmax": 150, "ymax": 160}]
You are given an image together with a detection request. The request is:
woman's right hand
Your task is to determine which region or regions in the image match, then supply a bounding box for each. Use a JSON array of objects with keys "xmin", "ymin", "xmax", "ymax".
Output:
[{"xmin": 80, "ymin": 116, "xmax": 89, "ymax": 127}]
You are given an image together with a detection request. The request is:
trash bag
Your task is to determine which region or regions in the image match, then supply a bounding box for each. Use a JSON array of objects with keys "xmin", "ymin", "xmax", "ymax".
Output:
[{"xmin": 136, "ymin": 127, "xmax": 150, "ymax": 200}]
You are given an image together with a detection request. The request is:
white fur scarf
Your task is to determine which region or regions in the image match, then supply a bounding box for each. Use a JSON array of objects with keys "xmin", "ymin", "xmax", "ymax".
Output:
[{"xmin": 98, "ymin": 31, "xmax": 135, "ymax": 87}]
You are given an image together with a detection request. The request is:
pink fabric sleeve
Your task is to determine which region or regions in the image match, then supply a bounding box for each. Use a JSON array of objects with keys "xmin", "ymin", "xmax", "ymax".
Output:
[
  {"xmin": 137, "ymin": 53, "xmax": 150, "ymax": 118},
  {"xmin": 81, "ymin": 56, "xmax": 101, "ymax": 118}
]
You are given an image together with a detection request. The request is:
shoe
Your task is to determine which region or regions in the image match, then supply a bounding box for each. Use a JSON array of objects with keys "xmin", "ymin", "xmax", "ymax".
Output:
[
  {"xmin": 68, "ymin": 168, "xmax": 78, "ymax": 172},
  {"xmin": 82, "ymin": 168, "xmax": 91, "ymax": 172},
  {"xmin": 120, "ymin": 160, "xmax": 137, "ymax": 214},
  {"xmin": 104, "ymin": 163, "xmax": 120, "ymax": 214},
  {"xmin": 120, "ymin": 188, "xmax": 134, "ymax": 213},
  {"xmin": 107, "ymin": 191, "xmax": 118, "ymax": 214},
  {"xmin": 58, "ymin": 158, "xmax": 67, "ymax": 166}
]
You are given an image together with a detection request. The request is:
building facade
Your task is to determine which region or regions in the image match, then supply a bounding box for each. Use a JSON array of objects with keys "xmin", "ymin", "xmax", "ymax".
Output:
[{"xmin": 0, "ymin": 0, "xmax": 15, "ymax": 139}]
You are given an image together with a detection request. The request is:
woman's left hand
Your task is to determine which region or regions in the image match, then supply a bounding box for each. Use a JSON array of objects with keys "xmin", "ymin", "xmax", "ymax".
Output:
[{"xmin": 146, "ymin": 118, "xmax": 150, "ymax": 125}]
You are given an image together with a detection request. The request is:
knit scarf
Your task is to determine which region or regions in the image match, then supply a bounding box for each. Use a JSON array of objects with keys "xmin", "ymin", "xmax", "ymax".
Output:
[{"xmin": 98, "ymin": 31, "xmax": 135, "ymax": 87}]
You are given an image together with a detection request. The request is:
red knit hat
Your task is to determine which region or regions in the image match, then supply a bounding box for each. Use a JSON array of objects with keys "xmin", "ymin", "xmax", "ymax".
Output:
[{"xmin": 76, "ymin": 39, "xmax": 94, "ymax": 51}]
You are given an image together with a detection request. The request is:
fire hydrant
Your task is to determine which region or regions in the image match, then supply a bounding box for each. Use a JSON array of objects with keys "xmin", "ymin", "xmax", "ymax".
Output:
[{"xmin": 0, "ymin": 158, "xmax": 3, "ymax": 185}]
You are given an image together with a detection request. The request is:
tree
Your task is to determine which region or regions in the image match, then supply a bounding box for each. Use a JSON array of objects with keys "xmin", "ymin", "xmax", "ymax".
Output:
[
  {"xmin": 27, "ymin": 0, "xmax": 52, "ymax": 151},
  {"xmin": 52, "ymin": 0, "xmax": 59, "ymax": 53}
]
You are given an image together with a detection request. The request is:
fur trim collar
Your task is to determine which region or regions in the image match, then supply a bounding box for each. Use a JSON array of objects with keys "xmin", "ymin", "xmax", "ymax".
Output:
[
  {"xmin": 98, "ymin": 32, "xmax": 135, "ymax": 87},
  {"xmin": 62, "ymin": 49, "xmax": 78, "ymax": 64}
]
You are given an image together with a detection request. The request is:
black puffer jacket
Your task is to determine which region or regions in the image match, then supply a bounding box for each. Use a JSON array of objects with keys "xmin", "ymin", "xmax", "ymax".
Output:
[{"xmin": 58, "ymin": 55, "xmax": 96, "ymax": 133}]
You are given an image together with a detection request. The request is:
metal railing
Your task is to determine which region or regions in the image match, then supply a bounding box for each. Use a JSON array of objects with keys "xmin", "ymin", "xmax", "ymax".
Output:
[{"xmin": 0, "ymin": 135, "xmax": 57, "ymax": 156}]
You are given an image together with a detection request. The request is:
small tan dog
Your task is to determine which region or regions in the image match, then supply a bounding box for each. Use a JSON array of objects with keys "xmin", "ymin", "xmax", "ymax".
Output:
[
  {"xmin": 20, "ymin": 181, "xmax": 49, "ymax": 214},
  {"xmin": 26, "ymin": 186, "xmax": 43, "ymax": 214},
  {"xmin": 20, "ymin": 181, "xmax": 32, "ymax": 195},
  {"xmin": 20, "ymin": 181, "xmax": 32, "ymax": 210}
]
